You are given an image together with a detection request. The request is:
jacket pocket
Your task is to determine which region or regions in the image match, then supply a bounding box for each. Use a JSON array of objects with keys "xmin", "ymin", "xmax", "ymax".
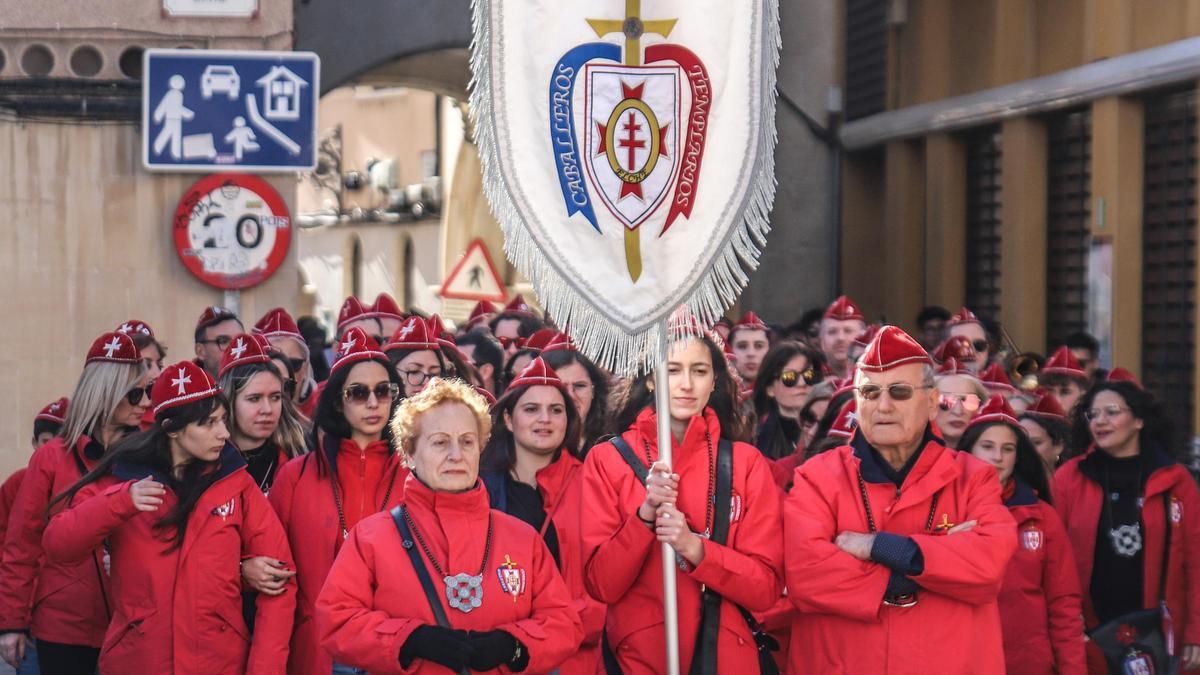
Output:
[
  {"xmin": 101, "ymin": 605, "xmax": 155, "ymax": 657},
  {"xmin": 216, "ymin": 605, "xmax": 251, "ymax": 642}
]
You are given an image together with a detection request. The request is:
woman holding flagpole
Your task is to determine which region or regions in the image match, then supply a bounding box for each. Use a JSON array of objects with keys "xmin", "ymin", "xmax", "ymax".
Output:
[{"xmin": 580, "ymin": 332, "xmax": 784, "ymax": 673}]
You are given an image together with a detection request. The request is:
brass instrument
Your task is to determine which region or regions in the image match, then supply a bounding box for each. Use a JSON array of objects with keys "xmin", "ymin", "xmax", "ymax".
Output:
[{"xmin": 999, "ymin": 325, "xmax": 1043, "ymax": 392}]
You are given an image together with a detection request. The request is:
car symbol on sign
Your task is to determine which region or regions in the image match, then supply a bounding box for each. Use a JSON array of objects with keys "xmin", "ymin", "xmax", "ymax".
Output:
[{"xmin": 201, "ymin": 66, "xmax": 240, "ymax": 100}]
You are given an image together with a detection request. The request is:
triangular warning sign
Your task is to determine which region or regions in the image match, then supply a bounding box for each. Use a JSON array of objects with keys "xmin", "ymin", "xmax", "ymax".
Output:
[{"xmin": 440, "ymin": 239, "xmax": 508, "ymax": 302}]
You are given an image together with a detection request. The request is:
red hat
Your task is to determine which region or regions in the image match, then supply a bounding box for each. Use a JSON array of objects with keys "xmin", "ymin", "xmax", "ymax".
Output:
[
  {"xmin": 384, "ymin": 316, "xmax": 439, "ymax": 352},
  {"xmin": 466, "ymin": 300, "xmax": 499, "ymax": 329},
  {"xmin": 1024, "ymin": 390, "xmax": 1067, "ymax": 422},
  {"xmin": 218, "ymin": 333, "xmax": 273, "ymax": 377},
  {"xmin": 505, "ymin": 357, "xmax": 565, "ymax": 393},
  {"xmin": 504, "ymin": 294, "xmax": 535, "ymax": 317},
  {"xmin": 474, "ymin": 386, "xmax": 498, "ymax": 407},
  {"xmin": 523, "ymin": 328, "xmax": 561, "ymax": 353},
  {"xmin": 331, "ymin": 327, "xmax": 387, "ymax": 376},
  {"xmin": 979, "ymin": 363, "xmax": 1017, "ymax": 394},
  {"xmin": 937, "ymin": 357, "xmax": 972, "ymax": 376},
  {"xmin": 823, "ymin": 295, "xmax": 864, "ymax": 322},
  {"xmin": 1108, "ymin": 367, "xmax": 1144, "ymax": 389},
  {"xmin": 853, "ymin": 323, "xmax": 881, "ymax": 349},
  {"xmin": 115, "ymin": 320, "xmax": 154, "ymax": 338},
  {"xmin": 254, "ymin": 307, "xmax": 302, "ymax": 340},
  {"xmin": 948, "ymin": 307, "xmax": 982, "ymax": 328},
  {"xmin": 86, "ymin": 332, "xmax": 141, "ymax": 365},
  {"xmin": 1041, "ymin": 346, "xmax": 1086, "ymax": 379},
  {"xmin": 857, "ymin": 326, "xmax": 931, "ymax": 373},
  {"xmin": 427, "ymin": 315, "xmax": 468, "ymax": 361},
  {"xmin": 336, "ymin": 297, "xmax": 370, "ymax": 332},
  {"xmin": 827, "ymin": 400, "xmax": 858, "ymax": 440},
  {"xmin": 730, "ymin": 311, "xmax": 769, "ymax": 337},
  {"xmin": 152, "ymin": 360, "xmax": 219, "ymax": 417},
  {"xmin": 196, "ymin": 306, "xmax": 239, "ymax": 331},
  {"xmin": 932, "ymin": 335, "xmax": 978, "ymax": 364},
  {"xmin": 966, "ymin": 394, "xmax": 1021, "ymax": 432},
  {"xmin": 35, "ymin": 397, "xmax": 69, "ymax": 424},
  {"xmin": 426, "ymin": 314, "xmax": 451, "ymax": 340},
  {"xmin": 542, "ymin": 331, "xmax": 575, "ymax": 353},
  {"xmin": 369, "ymin": 293, "xmax": 404, "ymax": 321}
]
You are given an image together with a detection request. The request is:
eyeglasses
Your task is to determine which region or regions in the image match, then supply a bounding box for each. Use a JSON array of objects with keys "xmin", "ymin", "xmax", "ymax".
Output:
[
  {"xmin": 125, "ymin": 384, "xmax": 153, "ymax": 406},
  {"xmin": 343, "ymin": 382, "xmax": 400, "ymax": 404},
  {"xmin": 971, "ymin": 339, "xmax": 989, "ymax": 353},
  {"xmin": 857, "ymin": 383, "xmax": 933, "ymax": 402},
  {"xmin": 567, "ymin": 381, "xmax": 594, "ymax": 397},
  {"xmin": 497, "ymin": 336, "xmax": 526, "ymax": 350},
  {"xmin": 779, "ymin": 368, "xmax": 821, "ymax": 388},
  {"xmin": 1085, "ymin": 405, "xmax": 1131, "ymax": 421},
  {"xmin": 198, "ymin": 336, "xmax": 234, "ymax": 350},
  {"xmin": 938, "ymin": 393, "xmax": 982, "ymax": 413},
  {"xmin": 399, "ymin": 370, "xmax": 440, "ymax": 386}
]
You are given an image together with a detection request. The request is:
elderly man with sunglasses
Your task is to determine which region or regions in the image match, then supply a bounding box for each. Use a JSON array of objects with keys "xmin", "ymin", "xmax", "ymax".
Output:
[{"xmin": 783, "ymin": 326, "xmax": 1017, "ymax": 673}]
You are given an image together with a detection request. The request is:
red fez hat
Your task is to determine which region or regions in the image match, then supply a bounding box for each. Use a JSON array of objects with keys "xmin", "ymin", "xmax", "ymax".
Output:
[
  {"xmin": 426, "ymin": 314, "xmax": 451, "ymax": 340},
  {"xmin": 1041, "ymin": 346, "xmax": 1086, "ymax": 379},
  {"xmin": 505, "ymin": 357, "xmax": 565, "ymax": 393},
  {"xmin": 979, "ymin": 363, "xmax": 1017, "ymax": 394},
  {"xmin": 196, "ymin": 306, "xmax": 239, "ymax": 331},
  {"xmin": 731, "ymin": 311, "xmax": 769, "ymax": 336},
  {"xmin": 523, "ymin": 328, "xmax": 560, "ymax": 353},
  {"xmin": 331, "ymin": 327, "xmax": 387, "ymax": 376},
  {"xmin": 1108, "ymin": 367, "xmax": 1144, "ymax": 389},
  {"xmin": 218, "ymin": 333, "xmax": 273, "ymax": 377},
  {"xmin": 1024, "ymin": 390, "xmax": 1067, "ymax": 422},
  {"xmin": 336, "ymin": 297, "xmax": 370, "ymax": 332},
  {"xmin": 823, "ymin": 295, "xmax": 864, "ymax": 322},
  {"xmin": 35, "ymin": 397, "xmax": 69, "ymax": 424},
  {"xmin": 369, "ymin": 293, "xmax": 404, "ymax": 321},
  {"xmin": 115, "ymin": 320, "xmax": 155, "ymax": 338},
  {"xmin": 466, "ymin": 300, "xmax": 499, "ymax": 328},
  {"xmin": 932, "ymin": 335, "xmax": 978, "ymax": 365},
  {"xmin": 857, "ymin": 326, "xmax": 931, "ymax": 373},
  {"xmin": 384, "ymin": 316, "xmax": 439, "ymax": 352},
  {"xmin": 504, "ymin": 294, "xmax": 535, "ymax": 316},
  {"xmin": 254, "ymin": 307, "xmax": 302, "ymax": 340},
  {"xmin": 948, "ymin": 307, "xmax": 982, "ymax": 328},
  {"xmin": 827, "ymin": 399, "xmax": 858, "ymax": 440},
  {"xmin": 152, "ymin": 360, "xmax": 219, "ymax": 417},
  {"xmin": 86, "ymin": 332, "xmax": 141, "ymax": 365},
  {"xmin": 853, "ymin": 323, "xmax": 881, "ymax": 349},
  {"xmin": 427, "ymin": 315, "xmax": 468, "ymax": 361},
  {"xmin": 966, "ymin": 394, "xmax": 1021, "ymax": 433},
  {"xmin": 542, "ymin": 331, "xmax": 575, "ymax": 353},
  {"xmin": 937, "ymin": 357, "xmax": 972, "ymax": 376}
]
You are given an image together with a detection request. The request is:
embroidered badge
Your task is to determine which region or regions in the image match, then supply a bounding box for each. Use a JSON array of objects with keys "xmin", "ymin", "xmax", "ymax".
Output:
[
  {"xmin": 212, "ymin": 498, "xmax": 236, "ymax": 519},
  {"xmin": 1171, "ymin": 497, "xmax": 1183, "ymax": 525},
  {"xmin": 729, "ymin": 489, "xmax": 743, "ymax": 524},
  {"xmin": 1122, "ymin": 647, "xmax": 1154, "ymax": 675},
  {"xmin": 496, "ymin": 555, "xmax": 527, "ymax": 603},
  {"xmin": 1021, "ymin": 526, "xmax": 1043, "ymax": 552}
]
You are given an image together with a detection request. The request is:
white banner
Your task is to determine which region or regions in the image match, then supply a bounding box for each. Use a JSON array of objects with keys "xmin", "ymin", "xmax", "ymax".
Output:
[{"xmin": 471, "ymin": 0, "xmax": 781, "ymax": 373}]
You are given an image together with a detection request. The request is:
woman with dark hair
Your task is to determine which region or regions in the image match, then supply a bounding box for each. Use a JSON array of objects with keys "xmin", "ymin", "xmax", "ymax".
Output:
[
  {"xmin": 752, "ymin": 341, "xmax": 823, "ymax": 461},
  {"xmin": 0, "ymin": 332, "xmax": 150, "ymax": 673},
  {"xmin": 269, "ymin": 327, "xmax": 408, "ymax": 675},
  {"xmin": 41, "ymin": 360, "xmax": 295, "ymax": 674},
  {"xmin": 383, "ymin": 316, "xmax": 446, "ymax": 400},
  {"xmin": 803, "ymin": 384, "xmax": 856, "ymax": 460},
  {"xmin": 479, "ymin": 358, "xmax": 602, "ymax": 673},
  {"xmin": 1020, "ymin": 393, "xmax": 1070, "ymax": 469},
  {"xmin": 962, "ymin": 396, "xmax": 1086, "ymax": 674},
  {"xmin": 543, "ymin": 347, "xmax": 611, "ymax": 455},
  {"xmin": 581, "ymin": 331, "xmax": 783, "ymax": 672},
  {"xmin": 1054, "ymin": 381, "xmax": 1200, "ymax": 671}
]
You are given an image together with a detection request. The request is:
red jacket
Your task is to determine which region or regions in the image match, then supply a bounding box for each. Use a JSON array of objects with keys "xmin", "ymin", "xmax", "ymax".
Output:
[
  {"xmin": 0, "ymin": 436, "xmax": 110, "ymax": 645},
  {"xmin": 581, "ymin": 408, "xmax": 784, "ymax": 674},
  {"xmin": 784, "ymin": 431, "xmax": 1017, "ymax": 674},
  {"xmin": 1053, "ymin": 449, "xmax": 1200, "ymax": 666},
  {"xmin": 483, "ymin": 452, "xmax": 605, "ymax": 674},
  {"xmin": 268, "ymin": 433, "xmax": 407, "ymax": 675},
  {"xmin": 0, "ymin": 469, "xmax": 27, "ymax": 548},
  {"xmin": 41, "ymin": 444, "xmax": 295, "ymax": 674},
  {"xmin": 999, "ymin": 482, "xmax": 1087, "ymax": 674},
  {"xmin": 315, "ymin": 474, "xmax": 583, "ymax": 674}
]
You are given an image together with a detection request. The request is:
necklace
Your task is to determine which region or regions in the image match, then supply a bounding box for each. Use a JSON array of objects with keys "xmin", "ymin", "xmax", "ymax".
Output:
[
  {"xmin": 856, "ymin": 472, "xmax": 940, "ymax": 533},
  {"xmin": 331, "ymin": 462, "xmax": 399, "ymax": 540},
  {"xmin": 404, "ymin": 508, "xmax": 494, "ymax": 613}
]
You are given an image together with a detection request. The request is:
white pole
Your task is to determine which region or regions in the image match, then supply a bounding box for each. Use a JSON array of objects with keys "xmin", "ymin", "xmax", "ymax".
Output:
[
  {"xmin": 223, "ymin": 289, "xmax": 241, "ymax": 317},
  {"xmin": 654, "ymin": 327, "xmax": 680, "ymax": 675}
]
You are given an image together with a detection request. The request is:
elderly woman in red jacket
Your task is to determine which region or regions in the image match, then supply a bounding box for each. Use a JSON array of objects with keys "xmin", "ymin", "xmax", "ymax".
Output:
[
  {"xmin": 581, "ymin": 331, "xmax": 784, "ymax": 673},
  {"xmin": 963, "ymin": 395, "xmax": 1086, "ymax": 674},
  {"xmin": 316, "ymin": 376, "xmax": 582, "ymax": 673},
  {"xmin": 41, "ymin": 360, "xmax": 295, "ymax": 674}
]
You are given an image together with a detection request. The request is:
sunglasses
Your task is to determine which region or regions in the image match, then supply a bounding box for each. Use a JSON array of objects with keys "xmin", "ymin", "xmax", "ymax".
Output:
[
  {"xmin": 497, "ymin": 336, "xmax": 527, "ymax": 350},
  {"xmin": 399, "ymin": 370, "xmax": 440, "ymax": 386},
  {"xmin": 779, "ymin": 368, "xmax": 821, "ymax": 388},
  {"xmin": 1085, "ymin": 405, "xmax": 1130, "ymax": 421},
  {"xmin": 287, "ymin": 357, "xmax": 306, "ymax": 373},
  {"xmin": 125, "ymin": 384, "xmax": 153, "ymax": 406},
  {"xmin": 342, "ymin": 382, "xmax": 400, "ymax": 404},
  {"xmin": 281, "ymin": 378, "xmax": 297, "ymax": 398},
  {"xmin": 857, "ymin": 383, "xmax": 932, "ymax": 402},
  {"xmin": 938, "ymin": 393, "xmax": 982, "ymax": 413},
  {"xmin": 971, "ymin": 339, "xmax": 989, "ymax": 353}
]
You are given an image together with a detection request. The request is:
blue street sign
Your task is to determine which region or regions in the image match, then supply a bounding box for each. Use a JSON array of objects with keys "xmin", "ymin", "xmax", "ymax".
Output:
[{"xmin": 143, "ymin": 48, "xmax": 319, "ymax": 172}]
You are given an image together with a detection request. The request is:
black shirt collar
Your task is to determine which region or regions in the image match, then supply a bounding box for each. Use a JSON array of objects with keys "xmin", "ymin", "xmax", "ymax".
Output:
[{"xmin": 852, "ymin": 425, "xmax": 940, "ymax": 486}]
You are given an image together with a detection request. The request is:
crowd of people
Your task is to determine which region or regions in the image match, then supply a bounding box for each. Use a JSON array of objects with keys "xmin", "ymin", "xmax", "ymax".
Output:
[{"xmin": 0, "ymin": 291, "xmax": 1195, "ymax": 674}]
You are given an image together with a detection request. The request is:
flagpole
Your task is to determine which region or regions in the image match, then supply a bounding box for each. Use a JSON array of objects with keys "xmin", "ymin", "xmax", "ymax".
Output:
[{"xmin": 654, "ymin": 326, "xmax": 681, "ymax": 675}]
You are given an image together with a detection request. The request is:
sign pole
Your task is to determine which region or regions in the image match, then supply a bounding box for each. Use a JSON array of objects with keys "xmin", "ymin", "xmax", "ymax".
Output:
[
  {"xmin": 654, "ymin": 326, "xmax": 680, "ymax": 675},
  {"xmin": 223, "ymin": 289, "xmax": 241, "ymax": 317}
]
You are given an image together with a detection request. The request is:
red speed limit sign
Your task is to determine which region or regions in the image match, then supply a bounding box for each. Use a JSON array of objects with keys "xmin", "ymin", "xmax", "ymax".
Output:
[{"xmin": 173, "ymin": 173, "xmax": 291, "ymax": 290}]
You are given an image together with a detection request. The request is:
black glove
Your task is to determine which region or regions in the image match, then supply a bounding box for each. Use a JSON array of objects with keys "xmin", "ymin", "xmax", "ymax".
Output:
[
  {"xmin": 399, "ymin": 625, "xmax": 474, "ymax": 670},
  {"xmin": 466, "ymin": 630, "xmax": 528, "ymax": 672}
]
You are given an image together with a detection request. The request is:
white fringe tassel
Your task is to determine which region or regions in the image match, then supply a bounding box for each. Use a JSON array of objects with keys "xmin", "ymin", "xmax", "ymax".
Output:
[{"xmin": 469, "ymin": 0, "xmax": 782, "ymax": 377}]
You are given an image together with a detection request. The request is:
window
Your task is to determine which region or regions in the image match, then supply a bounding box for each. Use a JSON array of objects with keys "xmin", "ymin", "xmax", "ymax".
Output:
[
  {"xmin": 844, "ymin": 0, "xmax": 887, "ymax": 121},
  {"xmin": 964, "ymin": 126, "xmax": 1003, "ymax": 321},
  {"xmin": 1045, "ymin": 109, "xmax": 1092, "ymax": 348}
]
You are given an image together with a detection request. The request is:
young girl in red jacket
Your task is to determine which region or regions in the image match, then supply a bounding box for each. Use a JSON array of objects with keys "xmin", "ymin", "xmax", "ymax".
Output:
[
  {"xmin": 268, "ymin": 327, "xmax": 407, "ymax": 675},
  {"xmin": 0, "ymin": 332, "xmax": 150, "ymax": 674},
  {"xmin": 963, "ymin": 395, "xmax": 1087, "ymax": 674},
  {"xmin": 480, "ymin": 357, "xmax": 606, "ymax": 674},
  {"xmin": 41, "ymin": 359, "xmax": 296, "ymax": 675},
  {"xmin": 580, "ymin": 333, "xmax": 784, "ymax": 673},
  {"xmin": 1054, "ymin": 380, "xmax": 1200, "ymax": 672}
]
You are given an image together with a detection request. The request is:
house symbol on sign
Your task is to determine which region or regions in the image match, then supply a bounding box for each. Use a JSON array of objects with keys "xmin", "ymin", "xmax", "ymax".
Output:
[{"xmin": 256, "ymin": 67, "xmax": 307, "ymax": 121}]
